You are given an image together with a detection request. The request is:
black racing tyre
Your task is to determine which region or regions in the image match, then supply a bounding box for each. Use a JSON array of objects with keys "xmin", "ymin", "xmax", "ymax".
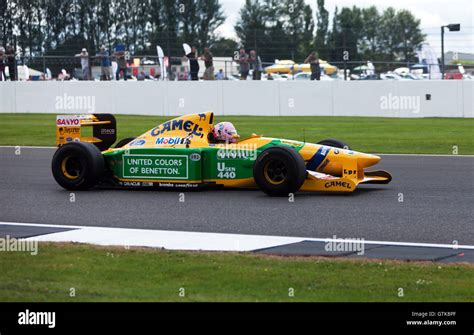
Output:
[
  {"xmin": 317, "ymin": 138, "xmax": 351, "ymax": 150},
  {"xmin": 51, "ymin": 142, "xmax": 105, "ymax": 190},
  {"xmin": 253, "ymin": 146, "xmax": 307, "ymax": 197},
  {"xmin": 115, "ymin": 137, "xmax": 136, "ymax": 148}
]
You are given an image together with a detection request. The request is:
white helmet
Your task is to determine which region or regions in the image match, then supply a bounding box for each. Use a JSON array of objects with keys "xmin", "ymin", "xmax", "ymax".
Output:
[{"xmin": 213, "ymin": 122, "xmax": 239, "ymax": 143}]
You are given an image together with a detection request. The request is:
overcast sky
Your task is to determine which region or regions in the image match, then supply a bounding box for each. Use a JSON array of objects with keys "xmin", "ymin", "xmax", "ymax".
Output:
[{"xmin": 215, "ymin": 0, "xmax": 474, "ymax": 56}]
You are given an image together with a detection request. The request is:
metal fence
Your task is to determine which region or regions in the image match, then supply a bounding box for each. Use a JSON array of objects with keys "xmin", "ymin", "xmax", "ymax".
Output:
[{"xmin": 3, "ymin": 54, "xmax": 473, "ymax": 81}]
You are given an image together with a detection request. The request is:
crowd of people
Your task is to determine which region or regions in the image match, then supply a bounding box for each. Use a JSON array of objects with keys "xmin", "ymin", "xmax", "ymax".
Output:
[
  {"xmin": 82, "ymin": 44, "xmax": 270, "ymax": 81},
  {"xmin": 1, "ymin": 41, "xmax": 323, "ymax": 81},
  {"xmin": 0, "ymin": 45, "xmax": 17, "ymax": 81},
  {"xmin": 80, "ymin": 45, "xmax": 321, "ymax": 81},
  {"xmin": 77, "ymin": 46, "xmax": 129, "ymax": 81},
  {"xmin": 181, "ymin": 46, "xmax": 267, "ymax": 81}
]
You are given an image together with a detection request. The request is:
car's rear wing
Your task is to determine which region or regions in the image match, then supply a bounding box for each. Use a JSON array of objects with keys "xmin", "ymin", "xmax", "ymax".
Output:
[{"xmin": 56, "ymin": 114, "xmax": 116, "ymax": 151}]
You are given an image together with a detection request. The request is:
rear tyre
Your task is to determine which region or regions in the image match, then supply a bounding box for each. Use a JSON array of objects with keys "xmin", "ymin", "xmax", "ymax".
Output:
[
  {"xmin": 115, "ymin": 137, "xmax": 136, "ymax": 148},
  {"xmin": 317, "ymin": 138, "xmax": 351, "ymax": 150},
  {"xmin": 253, "ymin": 146, "xmax": 307, "ymax": 197},
  {"xmin": 51, "ymin": 142, "xmax": 105, "ymax": 190}
]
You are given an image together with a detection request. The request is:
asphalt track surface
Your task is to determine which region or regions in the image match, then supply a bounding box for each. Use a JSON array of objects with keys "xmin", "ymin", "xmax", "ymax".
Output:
[{"xmin": 0, "ymin": 147, "xmax": 473, "ymax": 245}]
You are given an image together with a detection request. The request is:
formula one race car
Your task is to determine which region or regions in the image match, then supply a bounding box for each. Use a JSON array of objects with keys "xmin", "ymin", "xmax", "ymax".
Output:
[{"xmin": 51, "ymin": 112, "xmax": 391, "ymax": 196}]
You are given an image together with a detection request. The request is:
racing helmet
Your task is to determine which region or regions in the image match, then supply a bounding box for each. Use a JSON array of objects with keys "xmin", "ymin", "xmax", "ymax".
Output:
[{"xmin": 213, "ymin": 122, "xmax": 239, "ymax": 143}]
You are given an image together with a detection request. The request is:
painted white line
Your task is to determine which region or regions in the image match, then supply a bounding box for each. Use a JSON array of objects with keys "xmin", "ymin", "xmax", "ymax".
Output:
[
  {"xmin": 0, "ymin": 146, "xmax": 473, "ymax": 157},
  {"xmin": 1, "ymin": 221, "xmax": 473, "ymax": 251},
  {"xmin": 378, "ymin": 153, "xmax": 474, "ymax": 158},
  {"xmin": 0, "ymin": 145, "xmax": 55, "ymax": 149}
]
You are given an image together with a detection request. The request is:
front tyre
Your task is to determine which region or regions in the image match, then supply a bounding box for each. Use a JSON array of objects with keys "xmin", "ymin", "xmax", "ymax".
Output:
[
  {"xmin": 253, "ymin": 146, "xmax": 307, "ymax": 197},
  {"xmin": 317, "ymin": 138, "xmax": 351, "ymax": 150},
  {"xmin": 115, "ymin": 137, "xmax": 136, "ymax": 148},
  {"xmin": 51, "ymin": 142, "xmax": 105, "ymax": 190}
]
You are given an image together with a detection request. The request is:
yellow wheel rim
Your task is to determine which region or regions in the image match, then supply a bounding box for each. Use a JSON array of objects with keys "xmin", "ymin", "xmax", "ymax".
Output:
[
  {"xmin": 263, "ymin": 160, "xmax": 287, "ymax": 185},
  {"xmin": 61, "ymin": 155, "xmax": 81, "ymax": 180}
]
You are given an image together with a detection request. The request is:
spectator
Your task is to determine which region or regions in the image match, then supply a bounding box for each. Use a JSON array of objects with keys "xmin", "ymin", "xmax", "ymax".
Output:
[
  {"xmin": 114, "ymin": 49, "xmax": 128, "ymax": 81},
  {"xmin": 97, "ymin": 45, "xmax": 111, "ymax": 81},
  {"xmin": 57, "ymin": 69, "xmax": 70, "ymax": 81},
  {"xmin": 304, "ymin": 51, "xmax": 321, "ymax": 81},
  {"xmin": 249, "ymin": 50, "xmax": 263, "ymax": 80},
  {"xmin": 137, "ymin": 70, "xmax": 146, "ymax": 81},
  {"xmin": 215, "ymin": 69, "xmax": 225, "ymax": 80},
  {"xmin": 201, "ymin": 47, "xmax": 215, "ymax": 80},
  {"xmin": 367, "ymin": 61, "xmax": 375, "ymax": 76},
  {"xmin": 5, "ymin": 45, "xmax": 16, "ymax": 81},
  {"xmin": 0, "ymin": 47, "xmax": 5, "ymax": 81},
  {"xmin": 75, "ymin": 48, "xmax": 90, "ymax": 80},
  {"xmin": 237, "ymin": 48, "xmax": 249, "ymax": 80},
  {"xmin": 186, "ymin": 46, "xmax": 199, "ymax": 81}
]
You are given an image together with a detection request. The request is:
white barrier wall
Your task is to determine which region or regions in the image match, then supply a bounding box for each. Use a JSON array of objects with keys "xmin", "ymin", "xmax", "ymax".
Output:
[{"xmin": 0, "ymin": 80, "xmax": 472, "ymax": 117}]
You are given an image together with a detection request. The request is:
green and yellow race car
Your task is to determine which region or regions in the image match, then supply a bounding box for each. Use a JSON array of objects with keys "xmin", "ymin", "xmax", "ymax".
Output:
[{"xmin": 51, "ymin": 112, "xmax": 391, "ymax": 196}]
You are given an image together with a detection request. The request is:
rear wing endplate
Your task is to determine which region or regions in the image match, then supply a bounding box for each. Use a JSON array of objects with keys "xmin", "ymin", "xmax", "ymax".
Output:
[{"xmin": 56, "ymin": 114, "xmax": 116, "ymax": 151}]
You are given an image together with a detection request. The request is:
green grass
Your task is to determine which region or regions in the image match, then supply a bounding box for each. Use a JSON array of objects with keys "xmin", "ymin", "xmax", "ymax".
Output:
[
  {"xmin": 0, "ymin": 243, "xmax": 473, "ymax": 302},
  {"xmin": 0, "ymin": 113, "xmax": 473, "ymax": 154}
]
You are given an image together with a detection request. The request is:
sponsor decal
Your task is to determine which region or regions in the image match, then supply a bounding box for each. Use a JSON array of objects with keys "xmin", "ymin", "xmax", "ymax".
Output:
[
  {"xmin": 155, "ymin": 137, "xmax": 186, "ymax": 145},
  {"xmin": 320, "ymin": 146, "xmax": 330, "ymax": 156},
  {"xmin": 306, "ymin": 146, "xmax": 331, "ymax": 171},
  {"xmin": 121, "ymin": 181, "xmax": 142, "ymax": 187},
  {"xmin": 56, "ymin": 115, "xmax": 81, "ymax": 126},
  {"xmin": 129, "ymin": 139, "xmax": 146, "ymax": 146},
  {"xmin": 217, "ymin": 162, "xmax": 236, "ymax": 179},
  {"xmin": 158, "ymin": 182, "xmax": 199, "ymax": 188},
  {"xmin": 189, "ymin": 153, "xmax": 201, "ymax": 161},
  {"xmin": 343, "ymin": 169, "xmax": 357, "ymax": 176},
  {"xmin": 123, "ymin": 154, "xmax": 188, "ymax": 179},
  {"xmin": 324, "ymin": 181, "xmax": 352, "ymax": 189},
  {"xmin": 280, "ymin": 140, "xmax": 303, "ymax": 148},
  {"xmin": 100, "ymin": 128, "xmax": 115, "ymax": 135},
  {"xmin": 66, "ymin": 137, "xmax": 73, "ymax": 142},
  {"xmin": 151, "ymin": 119, "xmax": 203, "ymax": 137},
  {"xmin": 58, "ymin": 127, "xmax": 80, "ymax": 136}
]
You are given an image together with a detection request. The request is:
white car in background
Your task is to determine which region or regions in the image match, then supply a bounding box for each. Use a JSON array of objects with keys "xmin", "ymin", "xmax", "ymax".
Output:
[
  {"xmin": 380, "ymin": 72, "xmax": 411, "ymax": 80},
  {"xmin": 293, "ymin": 72, "xmax": 333, "ymax": 81}
]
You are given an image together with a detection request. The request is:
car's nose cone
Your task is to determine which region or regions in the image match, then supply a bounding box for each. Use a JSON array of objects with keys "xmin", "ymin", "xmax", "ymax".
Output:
[{"xmin": 357, "ymin": 153, "xmax": 381, "ymax": 168}]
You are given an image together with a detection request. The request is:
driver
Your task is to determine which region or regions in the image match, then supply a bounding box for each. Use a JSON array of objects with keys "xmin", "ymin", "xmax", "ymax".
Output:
[{"xmin": 210, "ymin": 122, "xmax": 239, "ymax": 143}]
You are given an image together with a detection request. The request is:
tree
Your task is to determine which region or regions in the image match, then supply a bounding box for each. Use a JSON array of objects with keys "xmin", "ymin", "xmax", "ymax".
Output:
[
  {"xmin": 314, "ymin": 0, "xmax": 329, "ymax": 59},
  {"xmin": 235, "ymin": 0, "xmax": 314, "ymax": 62},
  {"xmin": 211, "ymin": 37, "xmax": 238, "ymax": 57},
  {"xmin": 396, "ymin": 9, "xmax": 425, "ymax": 62},
  {"xmin": 360, "ymin": 6, "xmax": 380, "ymax": 61},
  {"xmin": 196, "ymin": 0, "xmax": 226, "ymax": 48},
  {"xmin": 235, "ymin": 0, "xmax": 267, "ymax": 51},
  {"xmin": 328, "ymin": 6, "xmax": 364, "ymax": 62}
]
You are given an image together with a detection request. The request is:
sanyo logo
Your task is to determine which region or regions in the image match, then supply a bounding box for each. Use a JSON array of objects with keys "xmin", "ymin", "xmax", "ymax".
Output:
[{"xmin": 18, "ymin": 309, "xmax": 56, "ymax": 329}]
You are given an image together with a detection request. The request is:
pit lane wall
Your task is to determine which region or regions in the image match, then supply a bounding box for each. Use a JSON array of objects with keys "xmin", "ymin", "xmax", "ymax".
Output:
[{"xmin": 0, "ymin": 80, "xmax": 472, "ymax": 118}]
